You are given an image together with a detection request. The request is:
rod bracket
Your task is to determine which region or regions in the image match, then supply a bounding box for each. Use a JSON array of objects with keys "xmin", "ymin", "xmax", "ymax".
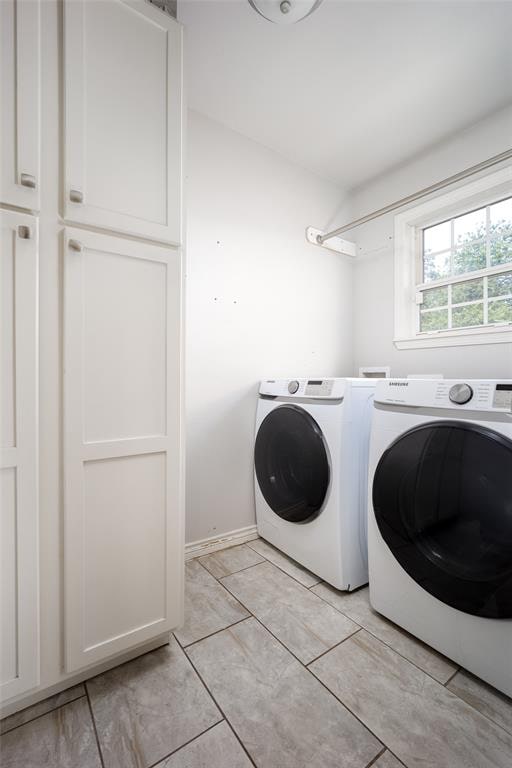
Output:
[{"xmin": 306, "ymin": 227, "xmax": 356, "ymax": 258}]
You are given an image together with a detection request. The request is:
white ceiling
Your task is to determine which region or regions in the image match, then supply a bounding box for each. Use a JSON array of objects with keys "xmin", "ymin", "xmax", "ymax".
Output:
[{"xmin": 179, "ymin": 0, "xmax": 512, "ymax": 190}]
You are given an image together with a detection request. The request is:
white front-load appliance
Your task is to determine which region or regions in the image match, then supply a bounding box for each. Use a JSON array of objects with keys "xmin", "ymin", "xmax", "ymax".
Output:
[
  {"xmin": 254, "ymin": 378, "xmax": 377, "ymax": 590},
  {"xmin": 368, "ymin": 378, "xmax": 512, "ymax": 696}
]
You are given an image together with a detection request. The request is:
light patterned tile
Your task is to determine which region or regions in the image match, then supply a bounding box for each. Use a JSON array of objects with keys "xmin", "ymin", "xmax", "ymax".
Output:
[
  {"xmin": 310, "ymin": 629, "xmax": 512, "ymax": 768},
  {"xmin": 0, "ymin": 684, "xmax": 85, "ymax": 735},
  {"xmin": 247, "ymin": 537, "xmax": 320, "ymax": 587},
  {"xmin": 312, "ymin": 583, "xmax": 456, "ymax": 683},
  {"xmin": 156, "ymin": 721, "xmax": 252, "ymax": 768},
  {"xmin": 0, "ymin": 697, "xmax": 101, "ymax": 768},
  {"xmin": 87, "ymin": 636, "xmax": 221, "ymax": 768},
  {"xmin": 447, "ymin": 669, "xmax": 512, "ymax": 735},
  {"xmin": 199, "ymin": 544, "xmax": 264, "ymax": 579},
  {"xmin": 187, "ymin": 617, "xmax": 381, "ymax": 768},
  {"xmin": 175, "ymin": 559, "xmax": 249, "ymax": 646},
  {"xmin": 222, "ymin": 561, "xmax": 358, "ymax": 663}
]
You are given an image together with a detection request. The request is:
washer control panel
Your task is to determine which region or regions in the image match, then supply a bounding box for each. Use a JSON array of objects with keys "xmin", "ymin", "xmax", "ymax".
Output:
[
  {"xmin": 304, "ymin": 379, "xmax": 334, "ymax": 397},
  {"xmin": 259, "ymin": 378, "xmax": 348, "ymax": 399},
  {"xmin": 375, "ymin": 379, "xmax": 512, "ymax": 412}
]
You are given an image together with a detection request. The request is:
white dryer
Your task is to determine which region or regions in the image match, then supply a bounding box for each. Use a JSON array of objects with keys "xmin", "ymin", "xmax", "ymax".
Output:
[
  {"xmin": 254, "ymin": 378, "xmax": 377, "ymax": 590},
  {"xmin": 368, "ymin": 378, "xmax": 512, "ymax": 696}
]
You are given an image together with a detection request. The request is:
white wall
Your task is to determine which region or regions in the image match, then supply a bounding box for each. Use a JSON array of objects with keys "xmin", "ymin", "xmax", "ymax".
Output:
[
  {"xmin": 351, "ymin": 105, "xmax": 512, "ymax": 379},
  {"xmin": 185, "ymin": 111, "xmax": 353, "ymax": 544},
  {"xmin": 185, "ymin": 106, "xmax": 512, "ymax": 544}
]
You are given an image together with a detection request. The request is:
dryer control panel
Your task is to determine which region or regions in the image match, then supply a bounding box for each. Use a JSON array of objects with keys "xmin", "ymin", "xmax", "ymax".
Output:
[
  {"xmin": 375, "ymin": 379, "xmax": 512, "ymax": 412},
  {"xmin": 493, "ymin": 384, "xmax": 512, "ymax": 409}
]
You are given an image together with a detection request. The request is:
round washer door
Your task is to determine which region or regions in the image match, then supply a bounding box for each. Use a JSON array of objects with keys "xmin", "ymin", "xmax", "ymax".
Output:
[
  {"xmin": 255, "ymin": 405, "xmax": 330, "ymax": 524},
  {"xmin": 373, "ymin": 420, "xmax": 512, "ymax": 618}
]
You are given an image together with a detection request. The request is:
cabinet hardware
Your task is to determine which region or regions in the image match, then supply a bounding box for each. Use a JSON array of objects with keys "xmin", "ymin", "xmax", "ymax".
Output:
[
  {"xmin": 68, "ymin": 238, "xmax": 83, "ymax": 252},
  {"xmin": 17, "ymin": 225, "xmax": 32, "ymax": 240},
  {"xmin": 20, "ymin": 173, "xmax": 37, "ymax": 189},
  {"xmin": 69, "ymin": 189, "xmax": 83, "ymax": 203}
]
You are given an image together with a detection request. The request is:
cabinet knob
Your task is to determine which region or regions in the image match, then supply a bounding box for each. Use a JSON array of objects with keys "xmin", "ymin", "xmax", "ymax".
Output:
[
  {"xmin": 17, "ymin": 225, "xmax": 32, "ymax": 240},
  {"xmin": 20, "ymin": 173, "xmax": 37, "ymax": 189},
  {"xmin": 68, "ymin": 238, "xmax": 83, "ymax": 252},
  {"xmin": 69, "ymin": 189, "xmax": 83, "ymax": 203}
]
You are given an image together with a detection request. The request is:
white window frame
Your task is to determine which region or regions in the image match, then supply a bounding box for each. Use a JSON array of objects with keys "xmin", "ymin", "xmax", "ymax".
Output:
[{"xmin": 394, "ymin": 165, "xmax": 512, "ymax": 349}]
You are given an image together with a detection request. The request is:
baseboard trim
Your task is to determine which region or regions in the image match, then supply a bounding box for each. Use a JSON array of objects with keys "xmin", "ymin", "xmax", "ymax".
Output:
[{"xmin": 185, "ymin": 525, "xmax": 259, "ymax": 560}]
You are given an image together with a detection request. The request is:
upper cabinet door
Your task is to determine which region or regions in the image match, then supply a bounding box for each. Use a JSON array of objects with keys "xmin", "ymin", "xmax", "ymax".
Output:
[
  {"xmin": 1, "ymin": 210, "xmax": 39, "ymax": 700},
  {"xmin": 63, "ymin": 0, "xmax": 182, "ymax": 244},
  {"xmin": 0, "ymin": 0, "xmax": 41, "ymax": 211}
]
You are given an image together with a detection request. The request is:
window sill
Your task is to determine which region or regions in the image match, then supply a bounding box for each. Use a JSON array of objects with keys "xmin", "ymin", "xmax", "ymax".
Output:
[{"xmin": 394, "ymin": 325, "xmax": 512, "ymax": 349}]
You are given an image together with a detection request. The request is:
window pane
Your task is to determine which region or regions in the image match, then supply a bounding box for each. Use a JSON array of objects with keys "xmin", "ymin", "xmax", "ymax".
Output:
[
  {"xmin": 452, "ymin": 303, "xmax": 484, "ymax": 328},
  {"xmin": 452, "ymin": 278, "xmax": 484, "ymax": 304},
  {"xmin": 423, "ymin": 250, "xmax": 451, "ymax": 282},
  {"xmin": 452, "ymin": 241, "xmax": 486, "ymax": 275},
  {"xmin": 420, "ymin": 309, "xmax": 448, "ymax": 332},
  {"xmin": 453, "ymin": 207, "xmax": 486, "ymax": 246},
  {"xmin": 488, "ymin": 298, "xmax": 512, "ymax": 324},
  {"xmin": 490, "ymin": 231, "xmax": 512, "ymax": 267},
  {"xmin": 423, "ymin": 221, "xmax": 450, "ymax": 255},
  {"xmin": 488, "ymin": 273, "xmax": 512, "ymax": 298},
  {"xmin": 489, "ymin": 198, "xmax": 512, "ymax": 235},
  {"xmin": 422, "ymin": 285, "xmax": 448, "ymax": 309}
]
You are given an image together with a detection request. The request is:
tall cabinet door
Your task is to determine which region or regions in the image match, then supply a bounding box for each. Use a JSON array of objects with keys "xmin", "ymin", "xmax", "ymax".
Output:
[
  {"xmin": 0, "ymin": 0, "xmax": 41, "ymax": 210},
  {"xmin": 63, "ymin": 0, "xmax": 182, "ymax": 244},
  {"xmin": 63, "ymin": 228, "xmax": 183, "ymax": 672},
  {"xmin": 1, "ymin": 211, "xmax": 39, "ymax": 699}
]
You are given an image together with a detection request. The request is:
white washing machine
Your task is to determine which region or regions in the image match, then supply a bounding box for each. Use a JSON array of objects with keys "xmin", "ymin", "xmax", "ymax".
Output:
[
  {"xmin": 368, "ymin": 378, "xmax": 512, "ymax": 696},
  {"xmin": 254, "ymin": 378, "xmax": 377, "ymax": 590}
]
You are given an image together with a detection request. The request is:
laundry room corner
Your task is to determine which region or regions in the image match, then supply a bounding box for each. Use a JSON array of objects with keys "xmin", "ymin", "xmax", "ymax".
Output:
[
  {"xmin": 184, "ymin": 111, "xmax": 356, "ymax": 545},
  {"xmin": 351, "ymin": 104, "xmax": 512, "ymax": 380}
]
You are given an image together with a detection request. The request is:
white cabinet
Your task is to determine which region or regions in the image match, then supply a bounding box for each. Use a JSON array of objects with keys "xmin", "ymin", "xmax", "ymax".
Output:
[
  {"xmin": 0, "ymin": 0, "xmax": 41, "ymax": 210},
  {"xmin": 0, "ymin": 210, "xmax": 39, "ymax": 700},
  {"xmin": 0, "ymin": 0, "xmax": 183, "ymax": 716},
  {"xmin": 63, "ymin": 0, "xmax": 182, "ymax": 244},
  {"xmin": 63, "ymin": 228, "xmax": 183, "ymax": 672}
]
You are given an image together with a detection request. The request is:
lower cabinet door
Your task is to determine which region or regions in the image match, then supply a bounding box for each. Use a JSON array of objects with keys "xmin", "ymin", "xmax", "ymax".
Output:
[
  {"xmin": 63, "ymin": 227, "xmax": 183, "ymax": 672},
  {"xmin": 1, "ymin": 210, "xmax": 39, "ymax": 700}
]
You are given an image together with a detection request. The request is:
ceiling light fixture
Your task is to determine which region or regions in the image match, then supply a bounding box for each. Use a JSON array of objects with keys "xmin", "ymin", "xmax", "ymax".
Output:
[{"xmin": 248, "ymin": 0, "xmax": 324, "ymax": 25}]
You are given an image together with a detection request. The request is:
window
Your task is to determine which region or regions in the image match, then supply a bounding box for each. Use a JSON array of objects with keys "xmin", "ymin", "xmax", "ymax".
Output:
[
  {"xmin": 419, "ymin": 198, "xmax": 512, "ymax": 333},
  {"xmin": 394, "ymin": 166, "xmax": 512, "ymax": 349}
]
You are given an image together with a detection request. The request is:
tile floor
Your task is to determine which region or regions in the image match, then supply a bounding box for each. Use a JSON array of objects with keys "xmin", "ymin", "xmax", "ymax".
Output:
[{"xmin": 2, "ymin": 539, "xmax": 512, "ymax": 768}]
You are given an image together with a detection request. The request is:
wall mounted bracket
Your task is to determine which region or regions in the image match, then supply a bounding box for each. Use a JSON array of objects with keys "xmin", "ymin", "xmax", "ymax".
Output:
[{"xmin": 306, "ymin": 226, "xmax": 356, "ymax": 258}]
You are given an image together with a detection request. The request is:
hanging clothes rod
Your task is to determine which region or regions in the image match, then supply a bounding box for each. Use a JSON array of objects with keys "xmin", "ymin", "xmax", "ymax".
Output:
[{"xmin": 317, "ymin": 147, "xmax": 512, "ymax": 244}]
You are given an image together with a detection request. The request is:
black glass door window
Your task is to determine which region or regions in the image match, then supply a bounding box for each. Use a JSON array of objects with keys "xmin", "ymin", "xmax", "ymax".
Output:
[
  {"xmin": 255, "ymin": 405, "xmax": 330, "ymax": 524},
  {"xmin": 373, "ymin": 421, "xmax": 512, "ymax": 618}
]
